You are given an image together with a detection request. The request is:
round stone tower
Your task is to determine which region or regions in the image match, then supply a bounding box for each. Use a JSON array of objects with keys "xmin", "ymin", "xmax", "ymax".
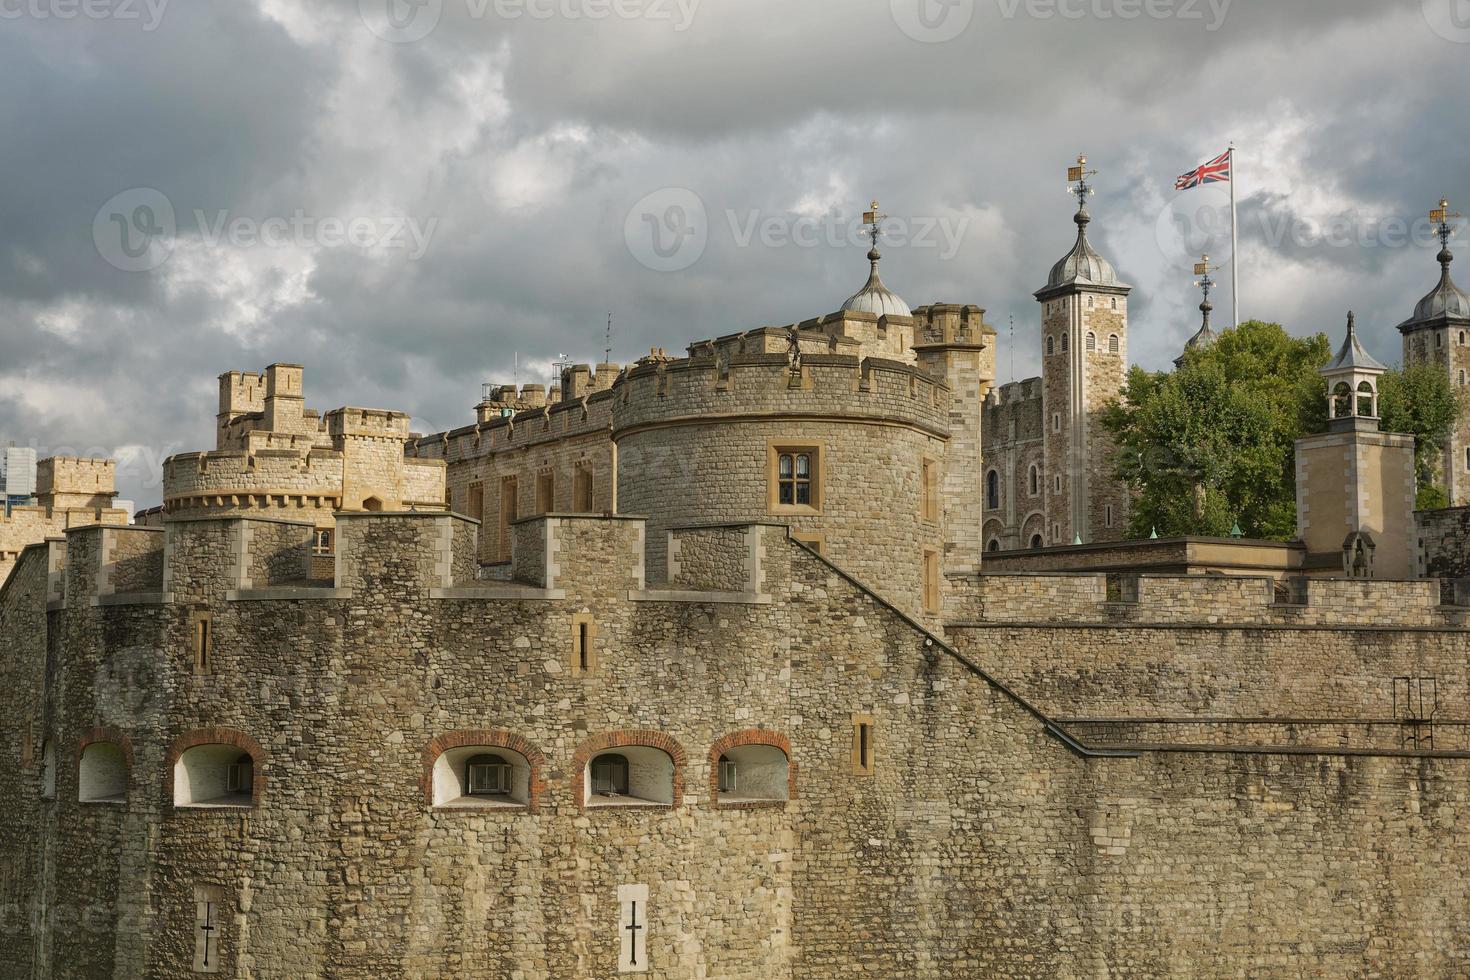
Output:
[{"xmin": 612, "ymin": 264, "xmax": 952, "ymax": 621}]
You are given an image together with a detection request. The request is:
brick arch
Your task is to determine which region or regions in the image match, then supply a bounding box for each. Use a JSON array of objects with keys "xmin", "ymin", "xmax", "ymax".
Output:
[
  {"xmin": 166, "ymin": 727, "xmax": 267, "ymax": 806},
  {"xmin": 982, "ymin": 519, "xmax": 1007, "ymax": 552},
  {"xmin": 571, "ymin": 730, "xmax": 686, "ymax": 810},
  {"xmin": 708, "ymin": 729, "xmax": 796, "ymax": 807},
  {"xmin": 77, "ymin": 726, "xmax": 134, "ymax": 772},
  {"xmin": 420, "ymin": 730, "xmax": 547, "ymax": 812},
  {"xmin": 1020, "ymin": 510, "xmax": 1047, "ymax": 548}
]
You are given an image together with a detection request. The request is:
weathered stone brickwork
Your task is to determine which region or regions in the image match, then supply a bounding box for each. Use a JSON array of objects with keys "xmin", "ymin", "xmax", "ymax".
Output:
[{"xmin": 5, "ymin": 517, "xmax": 1470, "ymax": 978}]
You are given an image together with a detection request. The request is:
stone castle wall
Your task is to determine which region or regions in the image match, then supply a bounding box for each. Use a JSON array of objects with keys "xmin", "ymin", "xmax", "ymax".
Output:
[
  {"xmin": 408, "ymin": 387, "xmax": 617, "ymax": 564},
  {"xmin": 947, "ymin": 572, "xmax": 1470, "ymax": 738},
  {"xmin": 1416, "ymin": 504, "xmax": 1470, "ymax": 579},
  {"xmin": 0, "ymin": 456, "xmax": 129, "ymax": 587},
  {"xmin": 981, "ymin": 377, "xmax": 1046, "ymax": 550},
  {"xmin": 5, "ymin": 515, "xmax": 1470, "ymax": 976},
  {"xmin": 612, "ymin": 352, "xmax": 948, "ymax": 621}
]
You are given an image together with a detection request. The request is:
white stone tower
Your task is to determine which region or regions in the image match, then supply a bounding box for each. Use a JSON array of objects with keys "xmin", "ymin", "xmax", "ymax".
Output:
[{"xmin": 1033, "ymin": 156, "xmax": 1131, "ymax": 544}]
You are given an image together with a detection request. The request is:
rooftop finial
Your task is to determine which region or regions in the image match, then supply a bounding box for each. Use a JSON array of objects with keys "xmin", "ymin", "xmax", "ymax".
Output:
[
  {"xmin": 1194, "ymin": 253, "xmax": 1219, "ymax": 325},
  {"xmin": 861, "ymin": 199, "xmax": 887, "ymax": 263},
  {"xmin": 1432, "ymin": 197, "xmax": 1461, "ymax": 271},
  {"xmin": 840, "ymin": 199, "xmax": 911, "ymax": 318},
  {"xmin": 1067, "ymin": 154, "xmax": 1098, "ymax": 227},
  {"xmin": 1176, "ymin": 254, "xmax": 1223, "ymax": 367}
]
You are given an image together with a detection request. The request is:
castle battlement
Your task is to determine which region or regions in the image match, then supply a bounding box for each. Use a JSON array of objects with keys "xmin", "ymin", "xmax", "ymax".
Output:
[
  {"xmin": 43, "ymin": 512, "xmax": 786, "ymax": 608},
  {"xmin": 35, "ymin": 456, "xmax": 116, "ymax": 497},
  {"xmin": 325, "ymin": 406, "xmax": 413, "ymax": 440},
  {"xmin": 612, "ymin": 351, "xmax": 951, "ymax": 437},
  {"xmin": 912, "ymin": 303, "xmax": 993, "ymax": 348},
  {"xmin": 414, "ymin": 388, "xmax": 618, "ymax": 464},
  {"xmin": 951, "ymin": 571, "xmax": 1459, "ymax": 629}
]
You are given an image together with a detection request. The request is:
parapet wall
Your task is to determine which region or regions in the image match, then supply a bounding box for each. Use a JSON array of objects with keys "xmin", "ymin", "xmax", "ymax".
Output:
[
  {"xmin": 612, "ymin": 352, "xmax": 949, "ymax": 437},
  {"xmin": 36, "ymin": 456, "xmax": 115, "ymax": 497},
  {"xmin": 164, "ymin": 449, "xmax": 345, "ymax": 502},
  {"xmin": 412, "ymin": 390, "xmax": 616, "ymax": 465},
  {"xmin": 951, "ymin": 572, "xmax": 1456, "ymax": 628}
]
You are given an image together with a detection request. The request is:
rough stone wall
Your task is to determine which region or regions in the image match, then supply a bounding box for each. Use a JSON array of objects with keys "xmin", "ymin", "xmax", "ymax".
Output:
[
  {"xmin": 1041, "ymin": 296, "xmax": 1073, "ymax": 546},
  {"xmin": 1417, "ymin": 504, "xmax": 1470, "ymax": 579},
  {"xmin": 614, "ymin": 354, "xmax": 948, "ymax": 622},
  {"xmin": 0, "ymin": 546, "xmax": 51, "ymax": 970},
  {"xmin": 106, "ymin": 528, "xmax": 165, "ymax": 594},
  {"xmin": 667, "ymin": 525, "xmax": 753, "ymax": 592},
  {"xmin": 981, "ymin": 377, "xmax": 1045, "ymax": 550},
  {"xmin": 948, "ymin": 606, "xmax": 1470, "ymax": 727},
  {"xmin": 7, "ymin": 517, "xmax": 1470, "ymax": 977},
  {"xmin": 1080, "ymin": 298, "xmax": 1129, "ymax": 540},
  {"xmin": 913, "ymin": 304, "xmax": 995, "ymax": 577},
  {"xmin": 242, "ymin": 520, "xmax": 312, "ymax": 589},
  {"xmin": 410, "ymin": 393, "xmax": 616, "ymax": 564}
]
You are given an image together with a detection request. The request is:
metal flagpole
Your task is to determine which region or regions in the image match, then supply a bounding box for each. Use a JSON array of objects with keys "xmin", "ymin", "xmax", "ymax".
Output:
[{"xmin": 1230, "ymin": 142, "xmax": 1239, "ymax": 327}]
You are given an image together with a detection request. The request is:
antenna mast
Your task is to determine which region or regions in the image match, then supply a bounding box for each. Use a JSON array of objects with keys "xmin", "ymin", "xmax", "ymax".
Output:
[
  {"xmin": 1006, "ymin": 314, "xmax": 1014, "ymax": 383},
  {"xmin": 604, "ymin": 312, "xmax": 614, "ymax": 364}
]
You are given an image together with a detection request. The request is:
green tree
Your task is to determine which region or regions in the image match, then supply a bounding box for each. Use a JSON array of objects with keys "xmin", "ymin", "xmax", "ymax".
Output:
[
  {"xmin": 1103, "ymin": 320, "xmax": 1331, "ymax": 540},
  {"xmin": 1379, "ymin": 362, "xmax": 1465, "ymax": 509}
]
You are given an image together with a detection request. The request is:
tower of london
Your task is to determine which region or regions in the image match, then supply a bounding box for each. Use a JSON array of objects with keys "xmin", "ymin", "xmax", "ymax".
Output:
[{"xmin": 4, "ymin": 183, "xmax": 1470, "ymax": 979}]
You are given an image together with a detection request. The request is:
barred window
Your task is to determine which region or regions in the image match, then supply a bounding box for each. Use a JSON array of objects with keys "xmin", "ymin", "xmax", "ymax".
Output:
[{"xmin": 778, "ymin": 452, "xmax": 812, "ymax": 506}]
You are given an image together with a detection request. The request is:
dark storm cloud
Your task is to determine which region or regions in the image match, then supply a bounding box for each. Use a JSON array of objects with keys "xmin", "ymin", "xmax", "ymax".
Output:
[{"xmin": 1, "ymin": 0, "xmax": 1466, "ymax": 507}]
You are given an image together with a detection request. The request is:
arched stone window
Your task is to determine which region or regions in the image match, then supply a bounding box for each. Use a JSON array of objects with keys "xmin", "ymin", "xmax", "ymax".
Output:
[
  {"xmin": 709, "ymin": 731, "xmax": 794, "ymax": 807},
  {"xmin": 362, "ymin": 496, "xmax": 384, "ymax": 512},
  {"xmin": 985, "ymin": 470, "xmax": 1000, "ymax": 510},
  {"xmin": 1045, "ymin": 336, "xmax": 1054, "ymax": 356},
  {"xmin": 1030, "ymin": 534, "xmax": 1044, "ymax": 550},
  {"xmin": 422, "ymin": 730, "xmax": 543, "ymax": 811},
  {"xmin": 573, "ymin": 732, "xmax": 684, "ymax": 810},
  {"xmin": 1087, "ymin": 296, "xmax": 1094, "ymax": 308},
  {"xmin": 1111, "ymin": 298, "xmax": 1118, "ymax": 310},
  {"xmin": 1460, "ymin": 370, "xmax": 1466, "ymax": 387},
  {"xmin": 1108, "ymin": 334, "xmax": 1120, "ymax": 354},
  {"xmin": 1460, "ymin": 331, "xmax": 1466, "ymax": 346},
  {"xmin": 39, "ymin": 740, "xmax": 55, "ymax": 800},
  {"xmin": 1332, "ymin": 382, "xmax": 1353, "ymax": 419},
  {"xmin": 1028, "ymin": 464, "xmax": 1040, "ymax": 496},
  {"xmin": 1086, "ymin": 332, "xmax": 1096, "ymax": 351},
  {"xmin": 432, "ymin": 749, "xmax": 528, "ymax": 808},
  {"xmin": 987, "ymin": 538, "xmax": 1000, "ymax": 553},
  {"xmin": 169, "ymin": 729, "xmax": 264, "ymax": 809},
  {"xmin": 78, "ymin": 733, "xmax": 130, "ymax": 804},
  {"xmin": 1060, "ymin": 333, "xmax": 1069, "ymax": 352}
]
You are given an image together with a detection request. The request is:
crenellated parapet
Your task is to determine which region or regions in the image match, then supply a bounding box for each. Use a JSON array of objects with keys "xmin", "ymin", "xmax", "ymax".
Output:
[
  {"xmin": 162, "ymin": 449, "xmax": 347, "ymax": 516},
  {"xmin": 949, "ymin": 572, "xmax": 1462, "ymax": 629},
  {"xmin": 611, "ymin": 350, "xmax": 949, "ymax": 438}
]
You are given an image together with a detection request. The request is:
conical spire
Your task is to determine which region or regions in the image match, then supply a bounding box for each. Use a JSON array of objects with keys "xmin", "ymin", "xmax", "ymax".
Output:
[
  {"xmin": 1036, "ymin": 155, "xmax": 1128, "ymax": 296},
  {"xmin": 1398, "ymin": 197, "xmax": 1470, "ymax": 331},
  {"xmin": 1324, "ymin": 311, "xmax": 1387, "ymax": 375}
]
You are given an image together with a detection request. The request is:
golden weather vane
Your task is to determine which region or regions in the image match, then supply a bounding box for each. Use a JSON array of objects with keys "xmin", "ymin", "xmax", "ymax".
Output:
[
  {"xmin": 1067, "ymin": 154, "xmax": 1098, "ymax": 204},
  {"xmin": 861, "ymin": 199, "xmax": 888, "ymax": 251},
  {"xmin": 1432, "ymin": 197, "xmax": 1462, "ymax": 248}
]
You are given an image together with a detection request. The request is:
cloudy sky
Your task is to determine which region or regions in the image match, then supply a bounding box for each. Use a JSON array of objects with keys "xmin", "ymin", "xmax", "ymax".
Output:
[{"xmin": 2, "ymin": 0, "xmax": 1467, "ymax": 507}]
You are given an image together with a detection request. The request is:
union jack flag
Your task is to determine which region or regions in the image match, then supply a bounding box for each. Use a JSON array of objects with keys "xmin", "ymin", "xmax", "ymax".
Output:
[{"xmin": 1175, "ymin": 149, "xmax": 1232, "ymax": 190}]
